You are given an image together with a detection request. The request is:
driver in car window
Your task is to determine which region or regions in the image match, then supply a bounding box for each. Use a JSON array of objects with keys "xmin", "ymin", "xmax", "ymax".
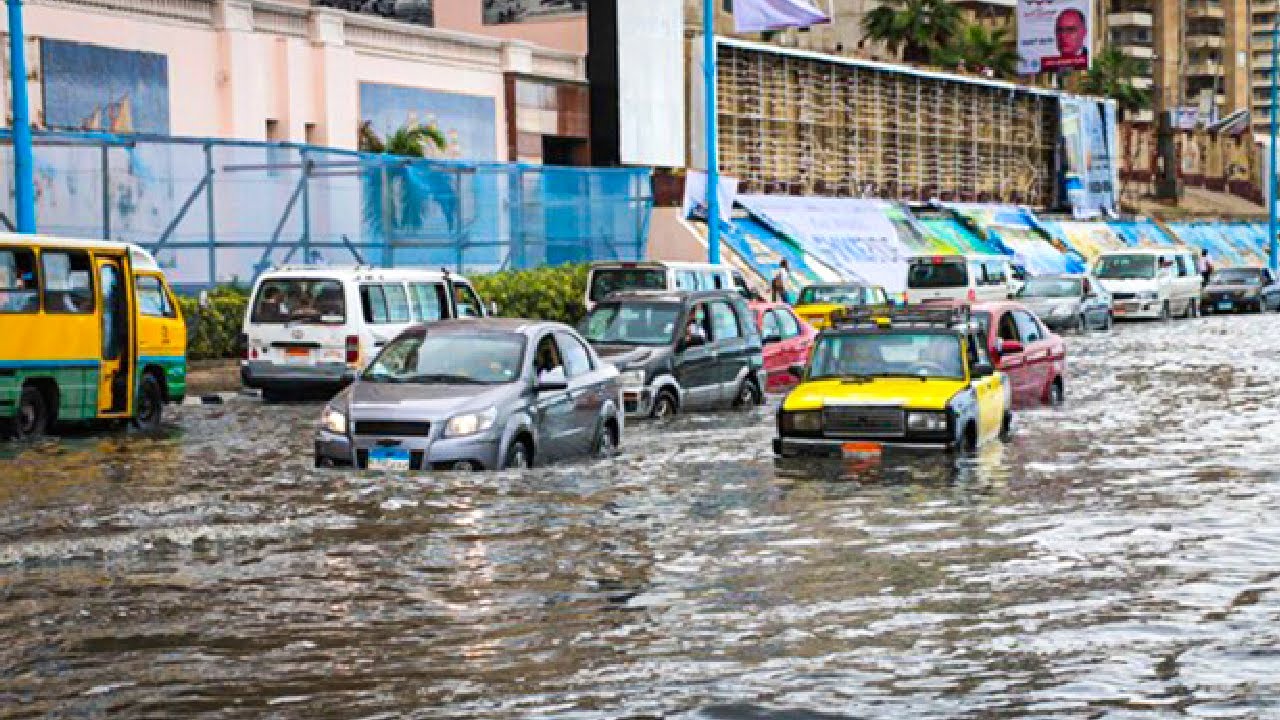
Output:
[
  {"xmin": 685, "ymin": 307, "xmax": 708, "ymax": 345},
  {"xmin": 535, "ymin": 339, "xmax": 562, "ymax": 380}
]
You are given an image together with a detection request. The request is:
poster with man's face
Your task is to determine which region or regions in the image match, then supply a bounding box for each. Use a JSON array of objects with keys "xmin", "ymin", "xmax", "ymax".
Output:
[{"xmin": 1017, "ymin": 0, "xmax": 1091, "ymax": 74}]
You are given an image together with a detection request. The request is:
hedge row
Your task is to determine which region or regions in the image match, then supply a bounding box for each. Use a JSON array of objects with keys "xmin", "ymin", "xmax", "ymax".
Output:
[{"xmin": 177, "ymin": 264, "xmax": 590, "ymax": 360}]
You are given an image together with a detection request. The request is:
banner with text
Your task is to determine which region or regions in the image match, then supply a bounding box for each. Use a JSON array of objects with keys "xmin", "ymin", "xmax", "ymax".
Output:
[
  {"xmin": 1017, "ymin": 0, "xmax": 1092, "ymax": 74},
  {"xmin": 1060, "ymin": 97, "xmax": 1119, "ymax": 219}
]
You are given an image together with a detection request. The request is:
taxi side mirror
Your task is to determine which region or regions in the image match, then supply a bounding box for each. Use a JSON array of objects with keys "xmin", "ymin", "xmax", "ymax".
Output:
[
  {"xmin": 787, "ymin": 363, "xmax": 805, "ymax": 380},
  {"xmin": 971, "ymin": 360, "xmax": 995, "ymax": 378}
]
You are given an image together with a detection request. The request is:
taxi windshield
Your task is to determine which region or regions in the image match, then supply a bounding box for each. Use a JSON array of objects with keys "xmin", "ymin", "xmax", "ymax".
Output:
[
  {"xmin": 797, "ymin": 286, "xmax": 870, "ymax": 305},
  {"xmin": 810, "ymin": 332, "xmax": 965, "ymax": 380}
]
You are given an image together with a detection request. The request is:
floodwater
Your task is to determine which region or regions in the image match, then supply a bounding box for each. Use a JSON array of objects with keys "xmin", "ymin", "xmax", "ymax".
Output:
[{"xmin": 3, "ymin": 315, "xmax": 1280, "ymax": 719}]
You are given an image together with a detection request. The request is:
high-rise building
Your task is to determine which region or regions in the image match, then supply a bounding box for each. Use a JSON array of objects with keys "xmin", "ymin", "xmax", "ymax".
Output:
[{"xmin": 1251, "ymin": 0, "xmax": 1280, "ymax": 136}]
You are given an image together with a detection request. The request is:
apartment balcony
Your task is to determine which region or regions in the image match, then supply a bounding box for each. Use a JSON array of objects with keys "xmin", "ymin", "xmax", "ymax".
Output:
[
  {"xmin": 1131, "ymin": 76, "xmax": 1154, "ymax": 89},
  {"xmin": 1116, "ymin": 44, "xmax": 1155, "ymax": 59},
  {"xmin": 1187, "ymin": 35, "xmax": 1224, "ymax": 50},
  {"xmin": 1186, "ymin": 62, "xmax": 1222, "ymax": 77},
  {"xmin": 1186, "ymin": 2, "xmax": 1225, "ymax": 19},
  {"xmin": 1108, "ymin": 10, "xmax": 1153, "ymax": 27},
  {"xmin": 1129, "ymin": 109, "xmax": 1155, "ymax": 124}
]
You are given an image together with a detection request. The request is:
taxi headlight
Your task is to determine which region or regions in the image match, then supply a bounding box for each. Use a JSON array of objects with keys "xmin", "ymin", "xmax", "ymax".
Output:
[
  {"xmin": 617, "ymin": 368, "xmax": 647, "ymax": 387},
  {"xmin": 781, "ymin": 410, "xmax": 823, "ymax": 432},
  {"xmin": 906, "ymin": 411, "xmax": 948, "ymax": 433},
  {"xmin": 321, "ymin": 406, "xmax": 347, "ymax": 435},
  {"xmin": 445, "ymin": 407, "xmax": 498, "ymax": 438}
]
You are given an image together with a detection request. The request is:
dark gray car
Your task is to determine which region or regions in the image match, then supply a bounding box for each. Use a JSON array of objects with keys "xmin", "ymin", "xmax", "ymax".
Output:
[
  {"xmin": 1201, "ymin": 267, "xmax": 1280, "ymax": 314},
  {"xmin": 580, "ymin": 290, "xmax": 766, "ymax": 418},
  {"xmin": 315, "ymin": 319, "xmax": 622, "ymax": 471},
  {"xmin": 1017, "ymin": 273, "xmax": 1112, "ymax": 332}
]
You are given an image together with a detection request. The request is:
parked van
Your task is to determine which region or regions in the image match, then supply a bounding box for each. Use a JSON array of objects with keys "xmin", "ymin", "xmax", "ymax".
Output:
[
  {"xmin": 1093, "ymin": 248, "xmax": 1201, "ymax": 320},
  {"xmin": 1, "ymin": 237, "xmax": 187, "ymax": 438},
  {"xmin": 585, "ymin": 261, "xmax": 751, "ymax": 310},
  {"xmin": 240, "ymin": 266, "xmax": 487, "ymax": 401},
  {"xmin": 905, "ymin": 254, "xmax": 1020, "ymax": 304}
]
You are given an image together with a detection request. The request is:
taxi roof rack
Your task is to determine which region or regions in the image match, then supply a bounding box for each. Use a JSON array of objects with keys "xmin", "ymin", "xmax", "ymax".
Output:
[{"xmin": 834, "ymin": 304, "xmax": 971, "ymax": 330}]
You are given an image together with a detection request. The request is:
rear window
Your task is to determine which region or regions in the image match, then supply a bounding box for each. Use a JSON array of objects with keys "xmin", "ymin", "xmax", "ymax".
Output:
[
  {"xmin": 251, "ymin": 278, "xmax": 345, "ymax": 324},
  {"xmin": 908, "ymin": 260, "xmax": 968, "ymax": 289},
  {"xmin": 590, "ymin": 267, "xmax": 667, "ymax": 301}
]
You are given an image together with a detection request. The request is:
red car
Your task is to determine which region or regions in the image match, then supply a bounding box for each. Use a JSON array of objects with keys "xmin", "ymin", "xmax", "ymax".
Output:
[
  {"xmin": 971, "ymin": 301, "xmax": 1068, "ymax": 407},
  {"xmin": 750, "ymin": 301, "xmax": 817, "ymax": 392}
]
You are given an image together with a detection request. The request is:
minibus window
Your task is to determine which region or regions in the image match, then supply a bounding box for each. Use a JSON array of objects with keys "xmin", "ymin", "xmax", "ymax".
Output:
[
  {"xmin": 136, "ymin": 276, "xmax": 176, "ymax": 318},
  {"xmin": 0, "ymin": 248, "xmax": 39, "ymax": 313},
  {"xmin": 410, "ymin": 282, "xmax": 447, "ymax": 322},
  {"xmin": 42, "ymin": 251, "xmax": 94, "ymax": 314},
  {"xmin": 360, "ymin": 283, "xmax": 413, "ymax": 324},
  {"xmin": 251, "ymin": 279, "xmax": 345, "ymax": 324}
]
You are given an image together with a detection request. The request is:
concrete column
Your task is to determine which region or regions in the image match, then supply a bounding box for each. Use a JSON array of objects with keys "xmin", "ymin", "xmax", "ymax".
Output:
[
  {"xmin": 310, "ymin": 8, "xmax": 356, "ymax": 149},
  {"xmin": 214, "ymin": 0, "xmax": 266, "ymax": 139}
]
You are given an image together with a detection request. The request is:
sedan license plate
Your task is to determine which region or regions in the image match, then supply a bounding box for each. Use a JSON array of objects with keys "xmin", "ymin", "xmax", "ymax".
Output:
[
  {"xmin": 368, "ymin": 447, "xmax": 411, "ymax": 471},
  {"xmin": 1218, "ymin": 301, "xmax": 1233, "ymax": 311}
]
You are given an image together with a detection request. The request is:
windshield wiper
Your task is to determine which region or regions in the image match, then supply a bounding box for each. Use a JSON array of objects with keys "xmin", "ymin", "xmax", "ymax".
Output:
[{"xmin": 407, "ymin": 373, "xmax": 488, "ymax": 384}]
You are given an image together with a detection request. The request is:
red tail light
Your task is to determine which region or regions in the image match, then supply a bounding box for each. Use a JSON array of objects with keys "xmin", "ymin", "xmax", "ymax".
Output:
[{"xmin": 345, "ymin": 335, "xmax": 360, "ymax": 364}]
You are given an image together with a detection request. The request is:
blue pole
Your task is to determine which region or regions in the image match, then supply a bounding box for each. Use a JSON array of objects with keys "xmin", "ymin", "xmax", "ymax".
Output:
[
  {"xmin": 1270, "ymin": 19, "xmax": 1279, "ymax": 272},
  {"xmin": 8, "ymin": 0, "xmax": 34, "ymax": 233},
  {"xmin": 703, "ymin": 0, "xmax": 720, "ymax": 264}
]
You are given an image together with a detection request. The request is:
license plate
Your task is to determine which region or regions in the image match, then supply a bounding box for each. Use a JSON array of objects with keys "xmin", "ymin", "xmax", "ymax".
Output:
[
  {"xmin": 368, "ymin": 447, "xmax": 411, "ymax": 471},
  {"xmin": 841, "ymin": 441, "xmax": 883, "ymax": 458},
  {"xmin": 1218, "ymin": 301, "xmax": 1233, "ymax": 310},
  {"xmin": 283, "ymin": 348, "xmax": 311, "ymax": 364}
]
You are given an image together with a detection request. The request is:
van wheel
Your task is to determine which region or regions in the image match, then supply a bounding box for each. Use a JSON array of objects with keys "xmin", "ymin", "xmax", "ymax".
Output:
[
  {"xmin": 652, "ymin": 390, "xmax": 678, "ymax": 419},
  {"xmin": 132, "ymin": 375, "xmax": 164, "ymax": 432},
  {"xmin": 1103, "ymin": 311, "xmax": 1114, "ymax": 331},
  {"xmin": 734, "ymin": 377, "xmax": 762, "ymax": 408},
  {"xmin": 261, "ymin": 388, "xmax": 290, "ymax": 403},
  {"xmin": 1184, "ymin": 299, "xmax": 1199, "ymax": 319},
  {"xmin": 13, "ymin": 385, "xmax": 50, "ymax": 440},
  {"xmin": 503, "ymin": 438, "xmax": 533, "ymax": 470},
  {"xmin": 1159, "ymin": 301, "xmax": 1170, "ymax": 321}
]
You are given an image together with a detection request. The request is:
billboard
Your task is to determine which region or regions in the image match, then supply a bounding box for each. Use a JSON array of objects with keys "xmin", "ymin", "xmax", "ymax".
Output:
[
  {"xmin": 484, "ymin": 0, "xmax": 585, "ymax": 24},
  {"xmin": 1017, "ymin": 0, "xmax": 1091, "ymax": 74},
  {"xmin": 1060, "ymin": 97, "xmax": 1119, "ymax": 219},
  {"xmin": 41, "ymin": 39, "xmax": 170, "ymax": 134},
  {"xmin": 617, "ymin": 0, "xmax": 684, "ymax": 167}
]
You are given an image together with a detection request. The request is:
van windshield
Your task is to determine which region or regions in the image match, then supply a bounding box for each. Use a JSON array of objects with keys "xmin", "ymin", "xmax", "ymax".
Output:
[
  {"xmin": 589, "ymin": 267, "xmax": 667, "ymax": 302},
  {"xmin": 251, "ymin": 279, "xmax": 345, "ymax": 324},
  {"xmin": 907, "ymin": 260, "xmax": 968, "ymax": 288},
  {"xmin": 1095, "ymin": 255, "xmax": 1156, "ymax": 280},
  {"xmin": 582, "ymin": 302, "xmax": 680, "ymax": 346}
]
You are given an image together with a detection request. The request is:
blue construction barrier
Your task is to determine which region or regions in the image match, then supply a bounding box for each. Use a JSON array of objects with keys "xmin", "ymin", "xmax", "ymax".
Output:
[{"xmin": 0, "ymin": 130, "xmax": 652, "ymax": 288}]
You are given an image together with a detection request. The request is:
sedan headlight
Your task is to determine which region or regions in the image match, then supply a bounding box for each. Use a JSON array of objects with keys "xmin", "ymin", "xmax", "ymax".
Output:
[
  {"xmin": 445, "ymin": 406, "xmax": 498, "ymax": 438},
  {"xmin": 617, "ymin": 368, "xmax": 647, "ymax": 387},
  {"xmin": 780, "ymin": 410, "xmax": 823, "ymax": 433},
  {"xmin": 321, "ymin": 406, "xmax": 347, "ymax": 435},
  {"xmin": 906, "ymin": 411, "xmax": 948, "ymax": 433},
  {"xmin": 1137, "ymin": 291, "xmax": 1159, "ymax": 300}
]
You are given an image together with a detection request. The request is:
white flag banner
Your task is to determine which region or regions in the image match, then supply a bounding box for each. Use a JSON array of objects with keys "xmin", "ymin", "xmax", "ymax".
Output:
[{"xmin": 732, "ymin": 0, "xmax": 829, "ymax": 33}]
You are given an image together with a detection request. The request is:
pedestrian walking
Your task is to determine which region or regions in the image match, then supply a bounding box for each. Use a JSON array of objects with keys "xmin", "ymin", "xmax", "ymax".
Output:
[
  {"xmin": 1198, "ymin": 248, "xmax": 1213, "ymax": 286},
  {"xmin": 771, "ymin": 259, "xmax": 796, "ymax": 304}
]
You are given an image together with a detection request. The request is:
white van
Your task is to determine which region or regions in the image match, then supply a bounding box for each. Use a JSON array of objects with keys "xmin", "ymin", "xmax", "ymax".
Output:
[
  {"xmin": 904, "ymin": 254, "xmax": 1020, "ymax": 304},
  {"xmin": 240, "ymin": 265, "xmax": 487, "ymax": 400},
  {"xmin": 586, "ymin": 261, "xmax": 751, "ymax": 310},
  {"xmin": 1093, "ymin": 248, "xmax": 1201, "ymax": 320}
]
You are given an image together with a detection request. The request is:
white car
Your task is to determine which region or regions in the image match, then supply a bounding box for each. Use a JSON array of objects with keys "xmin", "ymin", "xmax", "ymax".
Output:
[
  {"xmin": 904, "ymin": 254, "xmax": 1020, "ymax": 304},
  {"xmin": 240, "ymin": 265, "xmax": 488, "ymax": 401},
  {"xmin": 1093, "ymin": 248, "xmax": 1201, "ymax": 320},
  {"xmin": 585, "ymin": 261, "xmax": 751, "ymax": 311}
]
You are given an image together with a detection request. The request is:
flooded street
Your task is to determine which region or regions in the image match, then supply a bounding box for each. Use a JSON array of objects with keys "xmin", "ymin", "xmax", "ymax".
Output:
[{"xmin": 3, "ymin": 315, "xmax": 1280, "ymax": 719}]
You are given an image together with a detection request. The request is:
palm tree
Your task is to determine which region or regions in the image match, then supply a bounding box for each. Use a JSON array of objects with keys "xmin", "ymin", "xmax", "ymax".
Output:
[
  {"xmin": 358, "ymin": 121, "xmax": 451, "ymax": 237},
  {"xmin": 932, "ymin": 24, "xmax": 1019, "ymax": 79},
  {"xmin": 862, "ymin": 0, "xmax": 962, "ymax": 65},
  {"xmin": 358, "ymin": 120, "xmax": 448, "ymax": 157},
  {"xmin": 1079, "ymin": 47, "xmax": 1151, "ymax": 120}
]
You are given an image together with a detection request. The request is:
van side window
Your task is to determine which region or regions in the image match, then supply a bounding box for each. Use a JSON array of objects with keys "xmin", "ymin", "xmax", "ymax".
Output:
[
  {"xmin": 361, "ymin": 283, "xmax": 412, "ymax": 324},
  {"xmin": 41, "ymin": 250, "xmax": 94, "ymax": 314},
  {"xmin": 136, "ymin": 275, "xmax": 176, "ymax": 318},
  {"xmin": 410, "ymin": 282, "xmax": 447, "ymax": 322},
  {"xmin": 0, "ymin": 248, "xmax": 39, "ymax": 313},
  {"xmin": 1174, "ymin": 255, "xmax": 1191, "ymax": 277},
  {"xmin": 970, "ymin": 261, "xmax": 987, "ymax": 286},
  {"xmin": 709, "ymin": 300, "xmax": 742, "ymax": 340},
  {"xmin": 984, "ymin": 261, "xmax": 1007, "ymax": 285},
  {"xmin": 675, "ymin": 271, "xmax": 698, "ymax": 291},
  {"xmin": 453, "ymin": 282, "xmax": 483, "ymax": 318}
]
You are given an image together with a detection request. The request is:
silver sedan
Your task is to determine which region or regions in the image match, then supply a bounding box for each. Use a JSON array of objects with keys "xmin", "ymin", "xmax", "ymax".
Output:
[{"xmin": 1017, "ymin": 274, "xmax": 1113, "ymax": 333}]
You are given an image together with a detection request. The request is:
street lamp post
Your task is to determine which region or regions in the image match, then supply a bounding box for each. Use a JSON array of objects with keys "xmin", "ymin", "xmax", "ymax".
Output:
[
  {"xmin": 702, "ymin": 0, "xmax": 720, "ymax": 264},
  {"xmin": 1270, "ymin": 18, "xmax": 1279, "ymax": 272},
  {"xmin": 7, "ymin": 0, "xmax": 34, "ymax": 233}
]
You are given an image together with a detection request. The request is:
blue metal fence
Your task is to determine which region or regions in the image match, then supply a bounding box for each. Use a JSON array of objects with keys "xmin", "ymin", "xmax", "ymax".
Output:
[{"xmin": 0, "ymin": 130, "xmax": 653, "ymax": 288}]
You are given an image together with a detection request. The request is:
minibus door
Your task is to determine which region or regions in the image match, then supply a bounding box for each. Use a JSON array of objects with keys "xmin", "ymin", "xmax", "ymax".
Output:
[{"xmin": 96, "ymin": 257, "xmax": 133, "ymax": 415}]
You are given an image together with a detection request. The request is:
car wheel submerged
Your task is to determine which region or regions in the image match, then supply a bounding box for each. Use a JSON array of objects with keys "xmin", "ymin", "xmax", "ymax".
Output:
[
  {"xmin": 999, "ymin": 412, "xmax": 1014, "ymax": 442},
  {"xmin": 733, "ymin": 378, "xmax": 762, "ymax": 409},
  {"xmin": 652, "ymin": 390, "xmax": 678, "ymax": 419},
  {"xmin": 593, "ymin": 420, "xmax": 619, "ymax": 458},
  {"xmin": 503, "ymin": 438, "xmax": 533, "ymax": 470},
  {"xmin": 132, "ymin": 374, "xmax": 165, "ymax": 432},
  {"xmin": 13, "ymin": 386, "xmax": 50, "ymax": 440},
  {"xmin": 1048, "ymin": 378, "xmax": 1065, "ymax": 406}
]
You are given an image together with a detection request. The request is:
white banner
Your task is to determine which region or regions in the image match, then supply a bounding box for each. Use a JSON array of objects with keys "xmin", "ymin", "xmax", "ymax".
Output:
[
  {"xmin": 737, "ymin": 195, "xmax": 913, "ymax": 293},
  {"xmin": 1061, "ymin": 98, "xmax": 1119, "ymax": 219},
  {"xmin": 617, "ymin": 0, "xmax": 685, "ymax": 167},
  {"xmin": 1017, "ymin": 0, "xmax": 1092, "ymax": 74},
  {"xmin": 732, "ymin": 0, "xmax": 829, "ymax": 33},
  {"xmin": 681, "ymin": 171, "xmax": 739, "ymax": 225}
]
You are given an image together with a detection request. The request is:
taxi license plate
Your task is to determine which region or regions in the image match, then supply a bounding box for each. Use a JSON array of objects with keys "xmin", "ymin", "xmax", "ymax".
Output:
[
  {"xmin": 368, "ymin": 447, "xmax": 411, "ymax": 471},
  {"xmin": 1218, "ymin": 301, "xmax": 1233, "ymax": 311},
  {"xmin": 841, "ymin": 441, "xmax": 883, "ymax": 459}
]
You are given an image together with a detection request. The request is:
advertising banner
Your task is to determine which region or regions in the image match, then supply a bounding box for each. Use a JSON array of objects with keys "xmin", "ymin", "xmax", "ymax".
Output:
[
  {"xmin": 1060, "ymin": 98, "xmax": 1119, "ymax": 219},
  {"xmin": 681, "ymin": 171, "xmax": 739, "ymax": 225},
  {"xmin": 1017, "ymin": 0, "xmax": 1092, "ymax": 74},
  {"xmin": 737, "ymin": 196, "xmax": 914, "ymax": 292}
]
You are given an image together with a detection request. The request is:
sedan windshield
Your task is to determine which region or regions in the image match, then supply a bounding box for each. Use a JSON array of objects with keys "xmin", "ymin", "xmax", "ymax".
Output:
[
  {"xmin": 1019, "ymin": 277, "xmax": 1082, "ymax": 298},
  {"xmin": 363, "ymin": 334, "xmax": 525, "ymax": 384},
  {"xmin": 1210, "ymin": 268, "xmax": 1262, "ymax": 285},
  {"xmin": 810, "ymin": 333, "xmax": 965, "ymax": 380},
  {"xmin": 1095, "ymin": 255, "xmax": 1156, "ymax": 280},
  {"xmin": 798, "ymin": 285, "xmax": 872, "ymax": 305},
  {"xmin": 582, "ymin": 302, "xmax": 680, "ymax": 346}
]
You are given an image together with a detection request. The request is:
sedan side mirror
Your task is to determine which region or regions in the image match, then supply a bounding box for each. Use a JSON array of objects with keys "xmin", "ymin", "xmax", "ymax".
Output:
[
  {"xmin": 535, "ymin": 367, "xmax": 569, "ymax": 392},
  {"xmin": 787, "ymin": 363, "xmax": 805, "ymax": 380}
]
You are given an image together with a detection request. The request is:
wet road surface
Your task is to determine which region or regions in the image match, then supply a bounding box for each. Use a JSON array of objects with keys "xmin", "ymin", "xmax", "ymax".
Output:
[{"xmin": 2, "ymin": 315, "xmax": 1280, "ymax": 718}]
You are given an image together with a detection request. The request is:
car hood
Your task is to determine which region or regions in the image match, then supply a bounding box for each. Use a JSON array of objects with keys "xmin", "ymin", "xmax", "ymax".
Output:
[
  {"xmin": 593, "ymin": 344, "xmax": 664, "ymax": 369},
  {"xmin": 783, "ymin": 378, "xmax": 970, "ymax": 412},
  {"xmin": 1095, "ymin": 278, "xmax": 1158, "ymax": 293},
  {"xmin": 342, "ymin": 381, "xmax": 515, "ymax": 421},
  {"xmin": 1206, "ymin": 283, "xmax": 1259, "ymax": 293},
  {"xmin": 1021, "ymin": 297, "xmax": 1081, "ymax": 314}
]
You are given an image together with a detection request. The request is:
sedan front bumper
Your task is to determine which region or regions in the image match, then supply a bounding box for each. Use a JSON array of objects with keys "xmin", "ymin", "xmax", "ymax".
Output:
[{"xmin": 314, "ymin": 429, "xmax": 503, "ymax": 471}]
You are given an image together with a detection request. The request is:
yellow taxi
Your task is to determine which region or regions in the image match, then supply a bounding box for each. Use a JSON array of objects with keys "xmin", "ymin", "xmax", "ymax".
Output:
[
  {"xmin": 773, "ymin": 305, "xmax": 1012, "ymax": 457},
  {"xmin": 792, "ymin": 283, "xmax": 891, "ymax": 330}
]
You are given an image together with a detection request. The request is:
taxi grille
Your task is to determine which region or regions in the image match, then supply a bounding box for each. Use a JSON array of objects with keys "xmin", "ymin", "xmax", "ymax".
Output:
[
  {"xmin": 822, "ymin": 406, "xmax": 904, "ymax": 437},
  {"xmin": 354, "ymin": 421, "xmax": 432, "ymax": 437}
]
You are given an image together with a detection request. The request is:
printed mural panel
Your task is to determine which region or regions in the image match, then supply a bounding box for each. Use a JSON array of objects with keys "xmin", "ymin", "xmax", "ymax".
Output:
[
  {"xmin": 40, "ymin": 39, "xmax": 170, "ymax": 134},
  {"xmin": 358, "ymin": 83, "xmax": 497, "ymax": 161},
  {"xmin": 484, "ymin": 0, "xmax": 586, "ymax": 24},
  {"xmin": 311, "ymin": 1, "xmax": 433, "ymax": 27}
]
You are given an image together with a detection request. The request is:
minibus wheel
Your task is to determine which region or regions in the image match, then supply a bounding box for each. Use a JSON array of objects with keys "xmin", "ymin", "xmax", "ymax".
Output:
[
  {"xmin": 133, "ymin": 375, "xmax": 164, "ymax": 432},
  {"xmin": 15, "ymin": 386, "xmax": 49, "ymax": 440}
]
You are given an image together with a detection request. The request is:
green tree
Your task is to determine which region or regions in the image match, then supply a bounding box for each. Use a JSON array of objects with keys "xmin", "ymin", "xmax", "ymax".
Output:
[
  {"xmin": 358, "ymin": 120, "xmax": 448, "ymax": 157},
  {"xmin": 358, "ymin": 121, "xmax": 451, "ymax": 236},
  {"xmin": 1080, "ymin": 47, "xmax": 1152, "ymax": 120},
  {"xmin": 862, "ymin": 0, "xmax": 962, "ymax": 65},
  {"xmin": 932, "ymin": 23, "xmax": 1019, "ymax": 78}
]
